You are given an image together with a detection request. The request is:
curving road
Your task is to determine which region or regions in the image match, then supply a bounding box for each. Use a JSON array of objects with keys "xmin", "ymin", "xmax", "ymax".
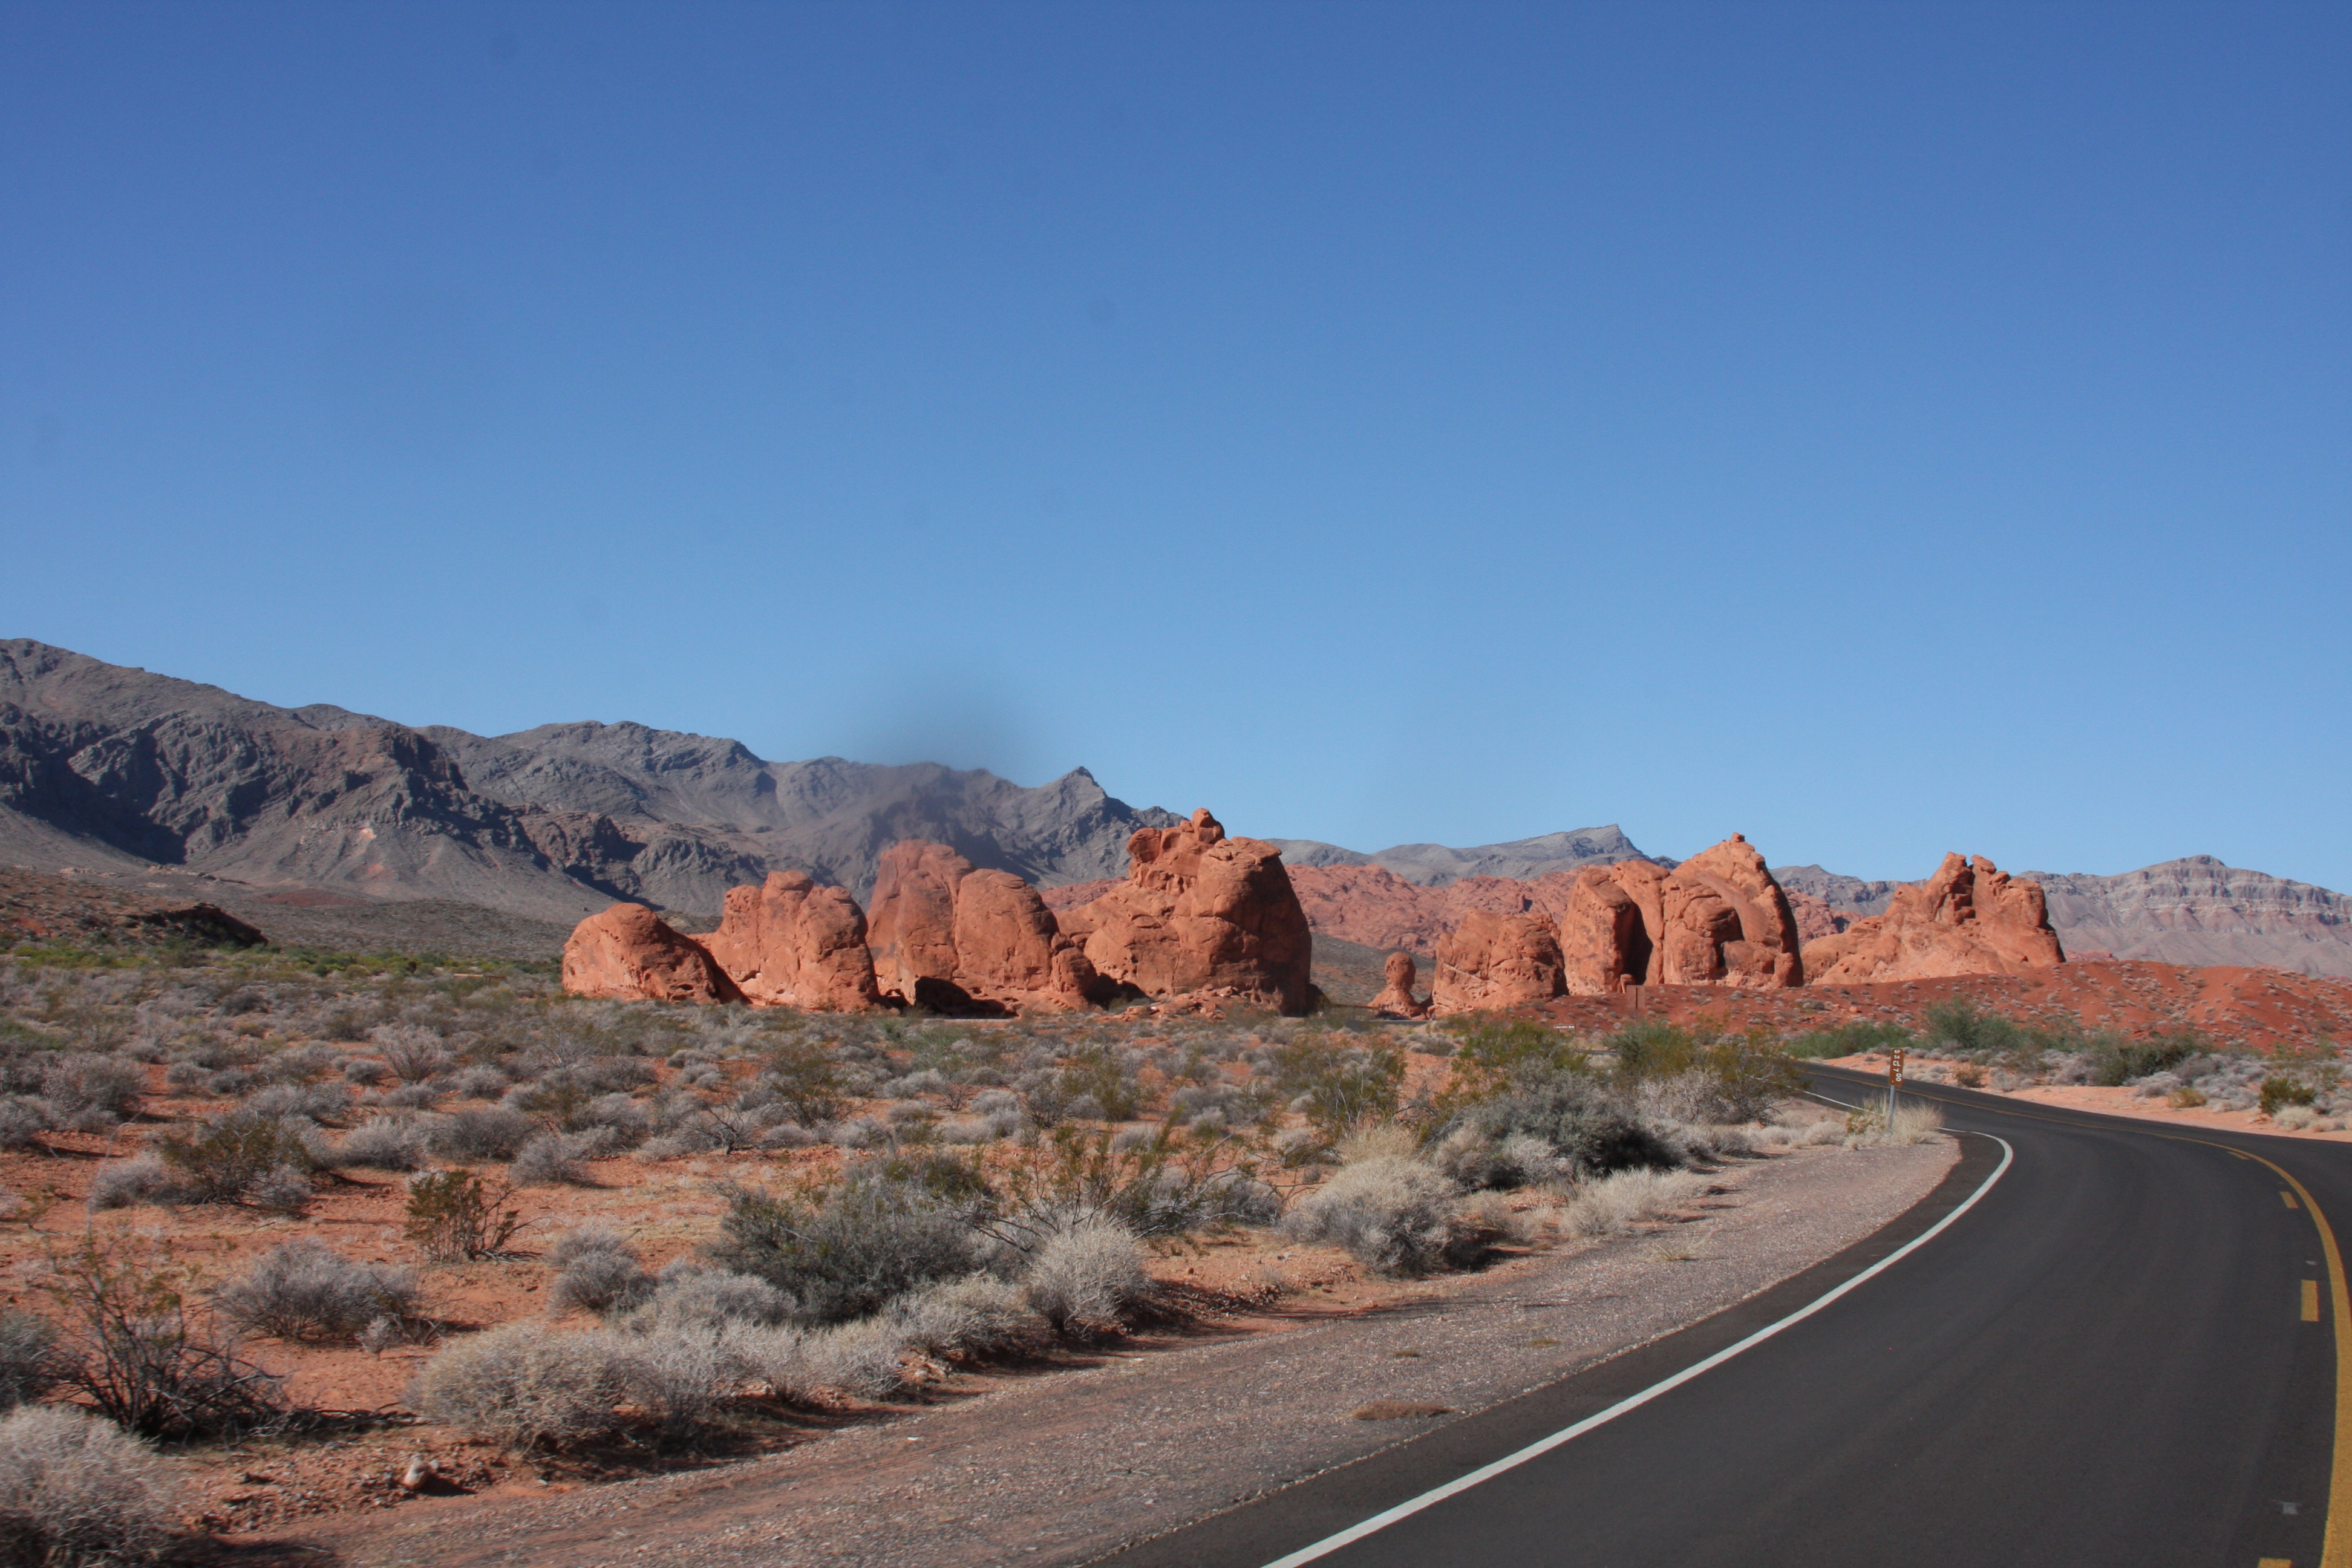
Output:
[{"xmin": 1096, "ymin": 1068, "xmax": 2351, "ymax": 1568}]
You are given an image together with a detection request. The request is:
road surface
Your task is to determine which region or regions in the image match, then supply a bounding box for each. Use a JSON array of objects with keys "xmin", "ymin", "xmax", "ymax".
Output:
[{"xmin": 1096, "ymin": 1068, "xmax": 2348, "ymax": 1567}]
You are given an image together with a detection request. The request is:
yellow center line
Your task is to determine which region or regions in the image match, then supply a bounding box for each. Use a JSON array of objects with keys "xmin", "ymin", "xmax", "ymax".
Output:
[
  {"xmin": 2220, "ymin": 1146, "xmax": 2351, "ymax": 1568},
  {"xmin": 1809, "ymin": 1073, "xmax": 2352, "ymax": 1564}
]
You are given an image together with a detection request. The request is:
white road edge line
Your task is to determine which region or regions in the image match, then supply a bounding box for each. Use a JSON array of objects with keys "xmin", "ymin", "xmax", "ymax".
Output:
[{"xmin": 1258, "ymin": 1130, "xmax": 2016, "ymax": 1568}]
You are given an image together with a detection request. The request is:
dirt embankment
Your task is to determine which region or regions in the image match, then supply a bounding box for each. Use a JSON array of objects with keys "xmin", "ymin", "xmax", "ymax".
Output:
[{"xmin": 279, "ymin": 1137, "xmax": 1956, "ymax": 1568}]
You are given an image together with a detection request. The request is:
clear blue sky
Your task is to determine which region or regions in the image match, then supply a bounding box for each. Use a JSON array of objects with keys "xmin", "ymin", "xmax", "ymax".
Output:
[{"xmin": 3, "ymin": 2, "xmax": 2346, "ymax": 889}]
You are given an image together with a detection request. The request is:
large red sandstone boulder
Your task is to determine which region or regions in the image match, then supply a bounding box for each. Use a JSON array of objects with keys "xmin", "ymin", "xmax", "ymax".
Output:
[
  {"xmin": 699, "ymin": 871, "xmax": 881, "ymax": 1011},
  {"xmin": 1371, "ymin": 951, "xmax": 1428, "ymax": 1018},
  {"xmin": 1072, "ymin": 809, "xmax": 1315, "ymax": 1014},
  {"xmin": 1431, "ymin": 910, "xmax": 1567, "ymax": 1013},
  {"xmin": 1803, "ymin": 854, "xmax": 2065, "ymax": 984},
  {"xmin": 1545, "ymin": 836, "xmax": 1805, "ymax": 993},
  {"xmin": 867, "ymin": 840, "xmax": 1102, "ymax": 1014},
  {"xmin": 561, "ymin": 903, "xmax": 742, "ymax": 1004}
]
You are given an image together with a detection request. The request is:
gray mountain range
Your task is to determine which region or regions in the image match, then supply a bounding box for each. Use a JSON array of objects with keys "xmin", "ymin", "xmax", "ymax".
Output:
[{"xmin": 2, "ymin": 639, "xmax": 2346, "ymax": 976}]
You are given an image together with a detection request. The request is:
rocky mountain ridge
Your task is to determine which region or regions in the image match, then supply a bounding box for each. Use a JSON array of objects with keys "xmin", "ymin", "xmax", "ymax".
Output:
[{"xmin": 4, "ymin": 640, "xmax": 2346, "ymax": 978}]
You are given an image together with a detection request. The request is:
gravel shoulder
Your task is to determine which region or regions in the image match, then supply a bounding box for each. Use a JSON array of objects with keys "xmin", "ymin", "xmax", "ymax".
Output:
[{"xmin": 284, "ymin": 1136, "xmax": 1956, "ymax": 1568}]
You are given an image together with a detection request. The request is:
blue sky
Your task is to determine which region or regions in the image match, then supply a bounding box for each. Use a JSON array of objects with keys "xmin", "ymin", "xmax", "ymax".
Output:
[{"xmin": 2, "ymin": 2, "xmax": 2347, "ymax": 887}]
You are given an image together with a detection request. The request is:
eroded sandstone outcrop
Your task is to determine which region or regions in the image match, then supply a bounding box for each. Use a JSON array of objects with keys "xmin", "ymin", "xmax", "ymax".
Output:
[
  {"xmin": 561, "ymin": 903, "xmax": 743, "ymax": 1004},
  {"xmin": 1803, "ymin": 854, "xmax": 2065, "ymax": 984},
  {"xmin": 698, "ymin": 871, "xmax": 881, "ymax": 1010},
  {"xmin": 1439, "ymin": 834, "xmax": 1805, "ymax": 1004},
  {"xmin": 1065, "ymin": 809, "xmax": 1314, "ymax": 1014},
  {"xmin": 1370, "ymin": 951, "xmax": 1428, "ymax": 1018},
  {"xmin": 866, "ymin": 840, "xmax": 1102, "ymax": 1013},
  {"xmin": 1431, "ymin": 910, "xmax": 1567, "ymax": 1013}
]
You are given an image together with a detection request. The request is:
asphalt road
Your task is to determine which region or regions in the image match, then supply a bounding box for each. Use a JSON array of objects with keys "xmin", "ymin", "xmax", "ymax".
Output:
[{"xmin": 1096, "ymin": 1070, "xmax": 2350, "ymax": 1568}]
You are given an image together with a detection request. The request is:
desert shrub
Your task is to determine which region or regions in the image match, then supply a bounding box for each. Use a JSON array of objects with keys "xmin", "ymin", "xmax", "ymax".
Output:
[
  {"xmin": 0, "ymin": 1099, "xmax": 53, "ymax": 1152},
  {"xmin": 510, "ymin": 1131, "xmax": 609, "ymax": 1187},
  {"xmin": 1283, "ymin": 1155, "xmax": 1476, "ymax": 1276},
  {"xmin": 155, "ymin": 1112, "xmax": 317, "ymax": 1209},
  {"xmin": 1561, "ymin": 1168, "xmax": 1710, "ymax": 1237},
  {"xmin": 2262, "ymin": 1076, "xmax": 2320, "ymax": 1117},
  {"xmin": 368, "ymin": 1026, "xmax": 451, "ymax": 1084},
  {"xmin": 547, "ymin": 1230, "xmax": 655, "ymax": 1318},
  {"xmin": 607, "ymin": 1328, "xmax": 733, "ymax": 1442},
  {"xmin": 1437, "ymin": 1072, "xmax": 1680, "ymax": 1187},
  {"xmin": 626, "ymin": 1267, "xmax": 794, "ymax": 1331},
  {"xmin": 403, "ymin": 1170, "xmax": 524, "ymax": 1262},
  {"xmin": 446, "ymin": 1065, "xmax": 509, "ymax": 1100},
  {"xmin": 412, "ymin": 1324, "xmax": 629, "ymax": 1449},
  {"xmin": 1270, "ymin": 1034, "xmax": 1405, "ymax": 1139},
  {"xmin": 161, "ymin": 1061, "xmax": 208, "ymax": 1094},
  {"xmin": 2169, "ymin": 1085, "xmax": 2209, "ymax": 1108},
  {"xmin": 976, "ymin": 1124, "xmax": 1273, "ymax": 1246},
  {"xmin": 0, "ymin": 1406, "xmax": 174, "ymax": 1568},
  {"xmin": 341, "ymin": 1057, "xmax": 389, "ymax": 1086},
  {"xmin": 38, "ymin": 1054, "xmax": 143, "ymax": 1130},
  {"xmin": 1020, "ymin": 1218, "xmax": 1147, "ymax": 1336},
  {"xmin": 1918, "ymin": 1000, "xmax": 2037, "ymax": 1061},
  {"xmin": 757, "ymin": 1038, "xmax": 849, "ymax": 1128},
  {"xmin": 0, "ymin": 1311, "xmax": 69, "ymax": 1410},
  {"xmin": 47, "ymin": 1244, "xmax": 287, "ymax": 1440},
  {"xmin": 1951, "ymin": 1062, "xmax": 1987, "ymax": 1088},
  {"xmin": 1782, "ymin": 1019, "xmax": 1914, "ymax": 1060},
  {"xmin": 432, "ymin": 1107, "xmax": 533, "ymax": 1162},
  {"xmin": 570, "ymin": 1093, "xmax": 650, "ymax": 1146},
  {"xmin": 88, "ymin": 1156, "xmax": 175, "ymax": 1212},
  {"xmin": 882, "ymin": 1274, "xmax": 1037, "ymax": 1361},
  {"xmin": 214, "ymin": 1240, "xmax": 420, "ymax": 1342},
  {"xmin": 1442, "ymin": 1017, "xmax": 1589, "ymax": 1100},
  {"xmin": 245, "ymin": 1082, "xmax": 350, "ymax": 1122},
  {"xmin": 710, "ymin": 1178, "xmax": 983, "ymax": 1325},
  {"xmin": 338, "ymin": 1116, "xmax": 433, "ymax": 1171},
  {"xmin": 2089, "ymin": 1032, "xmax": 2206, "ymax": 1088},
  {"xmin": 1606, "ymin": 1022, "xmax": 1803, "ymax": 1122}
]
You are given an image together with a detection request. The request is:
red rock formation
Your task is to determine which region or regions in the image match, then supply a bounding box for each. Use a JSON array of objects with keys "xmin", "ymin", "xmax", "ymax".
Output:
[
  {"xmin": 698, "ymin": 871, "xmax": 881, "ymax": 1010},
  {"xmin": 1785, "ymin": 889, "xmax": 1849, "ymax": 942},
  {"xmin": 561, "ymin": 903, "xmax": 742, "ymax": 1004},
  {"xmin": 867, "ymin": 840, "xmax": 1102, "ymax": 1013},
  {"xmin": 1660, "ymin": 835, "xmax": 1806, "ymax": 988},
  {"xmin": 1071, "ymin": 809, "xmax": 1315, "ymax": 1014},
  {"xmin": 1537, "ymin": 836, "xmax": 1804, "ymax": 995},
  {"xmin": 1285, "ymin": 864, "xmax": 1587, "ymax": 955},
  {"xmin": 1431, "ymin": 910, "xmax": 1567, "ymax": 1013},
  {"xmin": 1803, "ymin": 854, "xmax": 2065, "ymax": 984},
  {"xmin": 1370, "ymin": 951, "xmax": 1428, "ymax": 1018}
]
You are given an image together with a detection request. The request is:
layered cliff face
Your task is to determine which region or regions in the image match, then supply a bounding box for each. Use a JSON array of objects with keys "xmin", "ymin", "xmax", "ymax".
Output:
[
  {"xmin": 1802, "ymin": 854, "xmax": 2065, "ymax": 984},
  {"xmin": 1060, "ymin": 809, "xmax": 1316, "ymax": 1016},
  {"xmin": 2025, "ymin": 857, "xmax": 2352, "ymax": 978}
]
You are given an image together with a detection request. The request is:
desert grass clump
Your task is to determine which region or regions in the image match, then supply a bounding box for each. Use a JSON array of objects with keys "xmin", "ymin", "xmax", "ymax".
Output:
[
  {"xmin": 431, "ymin": 1107, "xmax": 533, "ymax": 1163},
  {"xmin": 0, "ymin": 1405, "xmax": 174, "ymax": 1567},
  {"xmin": 412, "ymin": 1324, "xmax": 629, "ymax": 1450},
  {"xmin": 214, "ymin": 1240, "xmax": 420, "ymax": 1342},
  {"xmin": 626, "ymin": 1267, "xmax": 794, "ymax": 1332},
  {"xmin": 1282, "ymin": 1152, "xmax": 1469, "ymax": 1276},
  {"xmin": 1560, "ymin": 1168, "xmax": 1710, "ymax": 1238},
  {"xmin": 88, "ymin": 1156, "xmax": 175, "ymax": 1212},
  {"xmin": 710, "ymin": 1178, "xmax": 984, "ymax": 1325},
  {"xmin": 1840, "ymin": 1096, "xmax": 1944, "ymax": 1147},
  {"xmin": 0, "ymin": 1310, "xmax": 70, "ymax": 1410},
  {"xmin": 338, "ymin": 1116, "xmax": 433, "ymax": 1171},
  {"xmin": 547, "ymin": 1229, "xmax": 656, "ymax": 1319},
  {"xmin": 509, "ymin": 1130, "xmax": 611, "ymax": 1188},
  {"xmin": 403, "ymin": 1170, "xmax": 524, "ymax": 1263},
  {"xmin": 1019, "ymin": 1218, "xmax": 1148, "ymax": 1336},
  {"xmin": 881, "ymin": 1274, "xmax": 1037, "ymax": 1361},
  {"xmin": 155, "ymin": 1111, "xmax": 318, "ymax": 1210}
]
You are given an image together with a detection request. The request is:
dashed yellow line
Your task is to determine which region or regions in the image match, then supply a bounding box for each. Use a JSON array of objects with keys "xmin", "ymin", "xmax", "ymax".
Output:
[{"xmin": 1815, "ymin": 1075, "xmax": 2352, "ymax": 1567}]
